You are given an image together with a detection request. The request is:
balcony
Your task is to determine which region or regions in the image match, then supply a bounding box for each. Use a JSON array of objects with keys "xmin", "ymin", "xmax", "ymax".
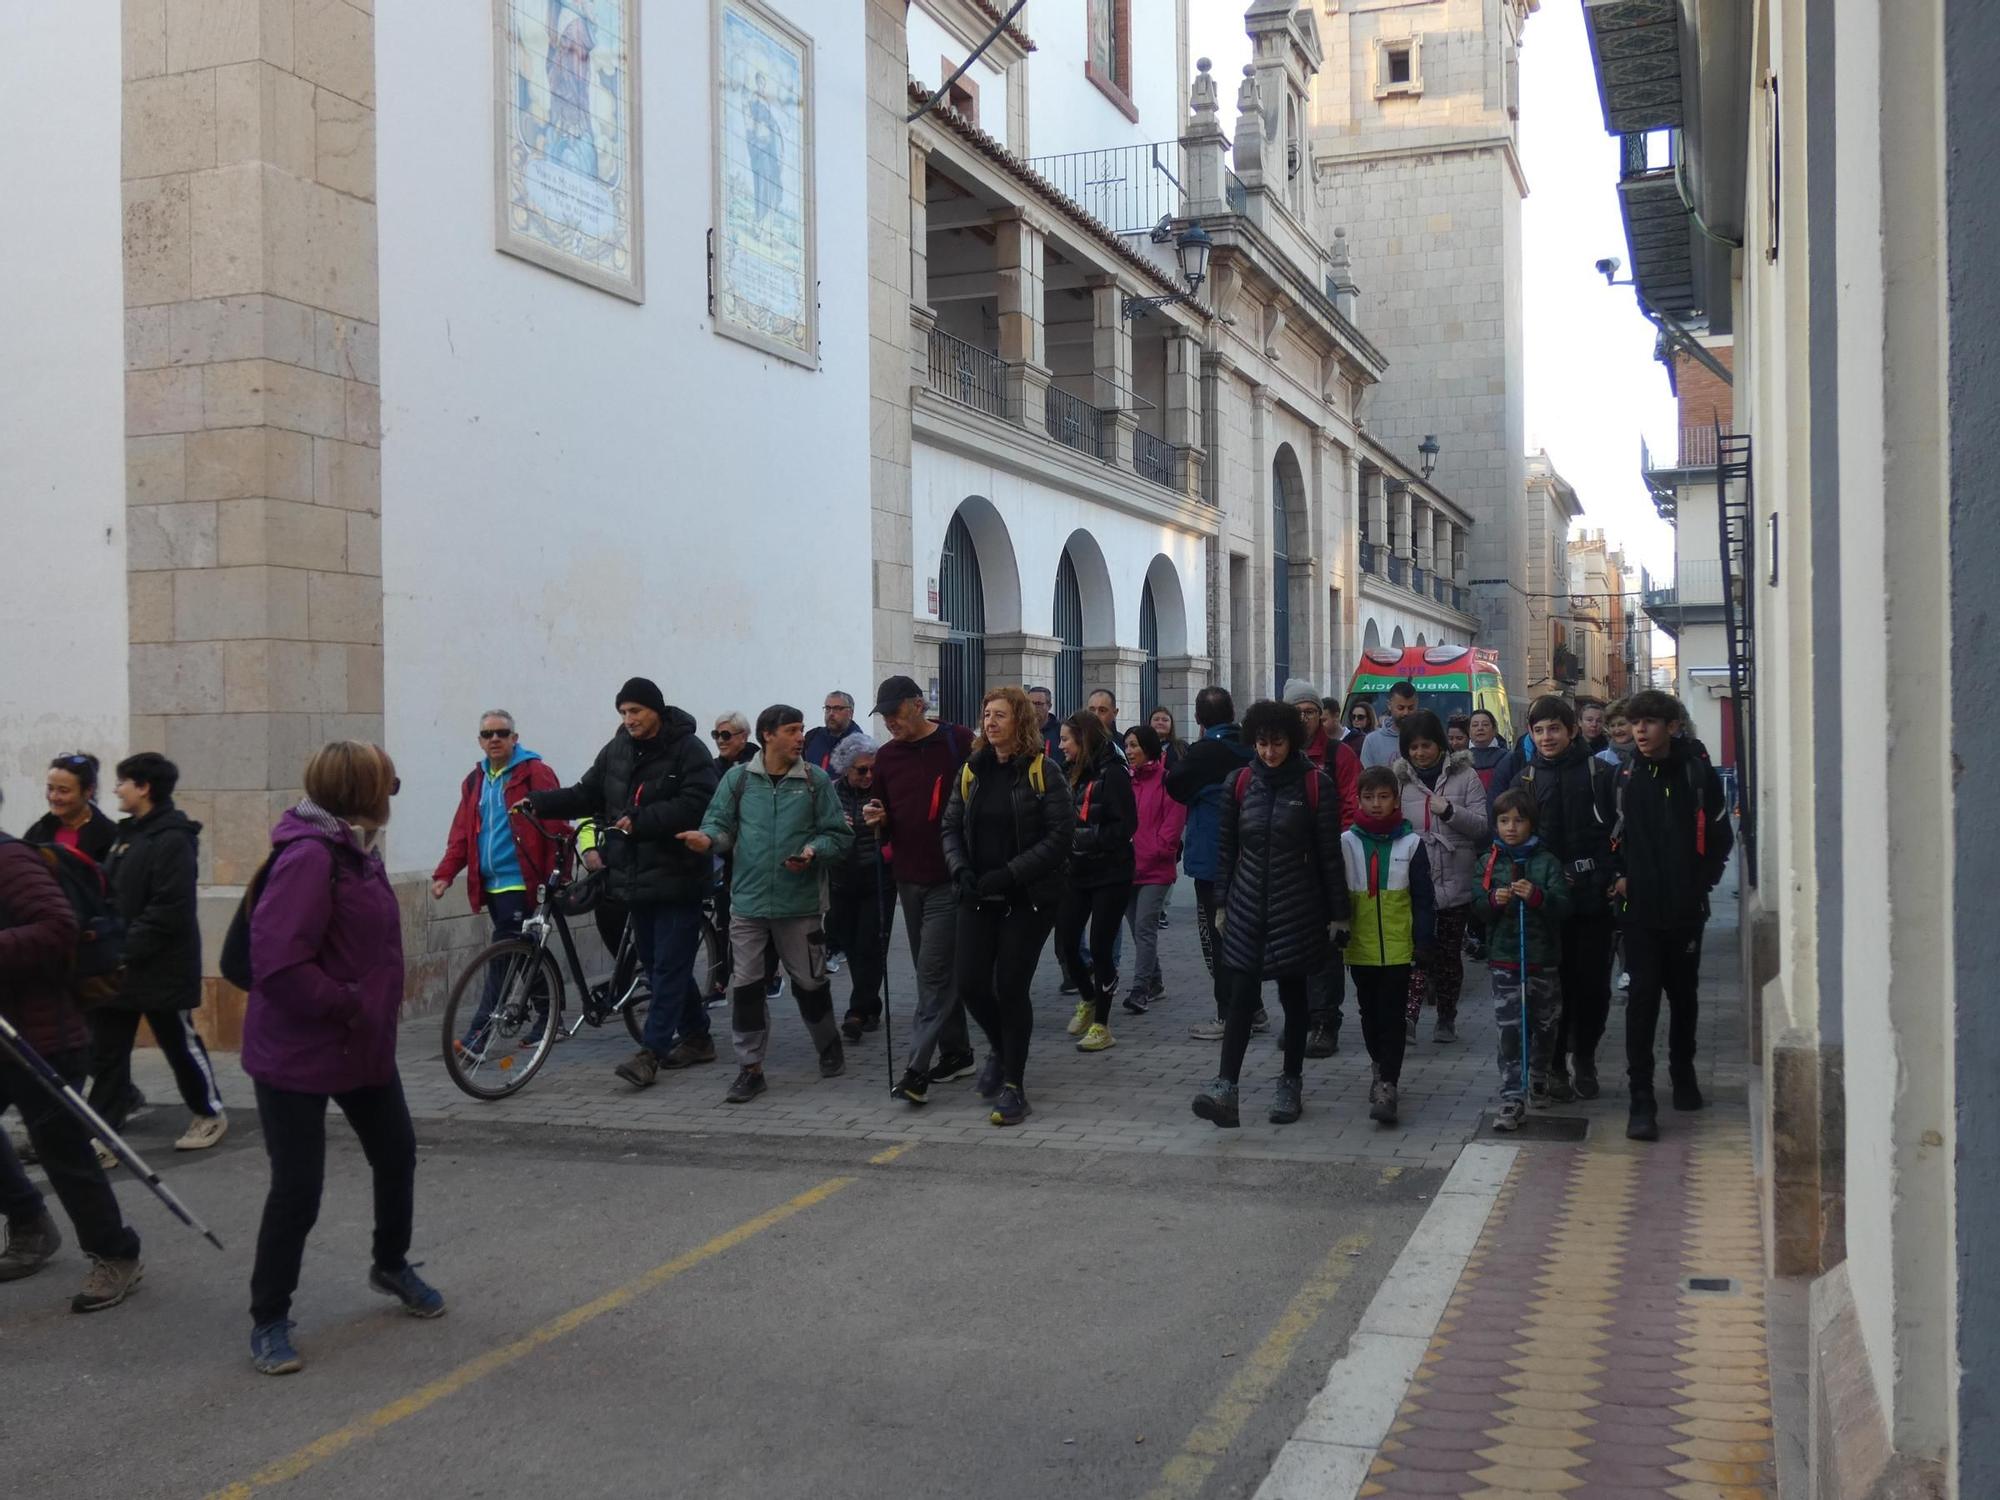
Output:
[
  {"xmin": 926, "ymin": 327, "xmax": 1006, "ymax": 418},
  {"xmin": 1388, "ymin": 555, "xmax": 1408, "ymax": 587},
  {"xmin": 1045, "ymin": 385, "xmax": 1107, "ymax": 462},
  {"xmin": 1133, "ymin": 428, "xmax": 1190, "ymax": 491},
  {"xmin": 1023, "ymin": 140, "xmax": 1249, "ymax": 237},
  {"xmin": 1641, "ymin": 558, "xmax": 1728, "ymax": 638}
]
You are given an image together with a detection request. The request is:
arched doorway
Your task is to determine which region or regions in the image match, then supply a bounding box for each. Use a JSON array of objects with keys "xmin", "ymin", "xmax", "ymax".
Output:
[
  {"xmin": 939, "ymin": 511, "xmax": 986, "ymax": 730},
  {"xmin": 1053, "ymin": 551, "xmax": 1084, "ymax": 716},
  {"xmin": 1139, "ymin": 578, "xmax": 1159, "ymax": 714},
  {"xmin": 1272, "ymin": 485, "xmax": 1291, "ymax": 695},
  {"xmin": 1391, "ymin": 625, "xmax": 1406, "ymax": 648},
  {"xmin": 1363, "ymin": 618, "xmax": 1381, "ymax": 652}
]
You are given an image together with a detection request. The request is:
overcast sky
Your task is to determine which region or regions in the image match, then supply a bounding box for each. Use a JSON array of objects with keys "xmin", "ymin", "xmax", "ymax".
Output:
[{"xmin": 1187, "ymin": 0, "xmax": 1681, "ymax": 579}]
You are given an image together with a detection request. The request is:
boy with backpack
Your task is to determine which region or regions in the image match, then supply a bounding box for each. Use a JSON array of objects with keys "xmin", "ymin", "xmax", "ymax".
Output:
[
  {"xmin": 1340, "ymin": 766, "xmax": 1436, "ymax": 1125},
  {"xmin": 1482, "ymin": 788, "xmax": 1571, "ymax": 1131},
  {"xmin": 0, "ymin": 791, "xmax": 145, "ymax": 1309},
  {"xmin": 1612, "ymin": 690, "xmax": 1734, "ymax": 1141}
]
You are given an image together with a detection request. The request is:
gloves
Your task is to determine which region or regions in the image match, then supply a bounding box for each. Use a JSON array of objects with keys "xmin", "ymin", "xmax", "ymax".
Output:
[
  {"xmin": 1330, "ymin": 923, "xmax": 1351, "ymax": 950},
  {"xmin": 955, "ymin": 868, "xmax": 979, "ymax": 904},
  {"xmin": 976, "ymin": 868, "xmax": 1013, "ymax": 899}
]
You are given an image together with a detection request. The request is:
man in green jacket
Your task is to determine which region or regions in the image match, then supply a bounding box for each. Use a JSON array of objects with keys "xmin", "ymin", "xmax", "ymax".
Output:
[{"xmin": 681, "ymin": 704, "xmax": 852, "ymax": 1103}]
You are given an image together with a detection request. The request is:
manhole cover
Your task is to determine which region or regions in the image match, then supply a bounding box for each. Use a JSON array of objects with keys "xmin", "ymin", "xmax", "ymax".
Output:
[
  {"xmin": 1478, "ymin": 1113, "xmax": 1589, "ymax": 1142},
  {"xmin": 1685, "ymin": 1276, "xmax": 1741, "ymax": 1295}
]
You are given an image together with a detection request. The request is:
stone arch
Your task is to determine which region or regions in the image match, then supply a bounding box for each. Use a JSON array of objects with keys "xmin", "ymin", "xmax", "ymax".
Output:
[
  {"xmin": 1142, "ymin": 554, "xmax": 1190, "ymax": 658},
  {"xmin": 1392, "ymin": 625, "xmax": 1406, "ymax": 648},
  {"xmin": 1363, "ymin": 618, "xmax": 1382, "ymax": 652},
  {"xmin": 1059, "ymin": 529, "xmax": 1117, "ymax": 645},
  {"xmin": 946, "ymin": 496, "xmax": 1022, "ymax": 633},
  {"xmin": 1416, "ymin": 631, "xmax": 1428, "ymax": 647}
]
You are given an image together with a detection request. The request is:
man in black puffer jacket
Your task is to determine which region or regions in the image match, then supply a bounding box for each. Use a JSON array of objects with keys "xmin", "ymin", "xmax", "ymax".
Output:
[
  {"xmin": 1492, "ymin": 697, "xmax": 1618, "ymax": 1099},
  {"xmin": 526, "ymin": 678, "xmax": 720, "ymax": 1088}
]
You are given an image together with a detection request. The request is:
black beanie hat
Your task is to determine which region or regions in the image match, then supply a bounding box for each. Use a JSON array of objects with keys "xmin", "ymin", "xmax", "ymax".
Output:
[{"xmin": 615, "ymin": 676, "xmax": 668, "ymax": 716}]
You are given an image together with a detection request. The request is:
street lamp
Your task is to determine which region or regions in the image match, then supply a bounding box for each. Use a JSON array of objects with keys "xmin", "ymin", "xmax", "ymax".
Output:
[
  {"xmin": 1418, "ymin": 434, "xmax": 1440, "ymax": 480},
  {"xmin": 1123, "ymin": 223, "xmax": 1214, "ymax": 318}
]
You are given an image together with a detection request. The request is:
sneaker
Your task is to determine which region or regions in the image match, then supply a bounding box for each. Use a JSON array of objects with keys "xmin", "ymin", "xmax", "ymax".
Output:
[
  {"xmin": 12, "ymin": 1133, "xmax": 36, "ymax": 1166},
  {"xmin": 1192, "ymin": 1078, "xmax": 1240, "ymax": 1129},
  {"xmin": 818, "ymin": 1040, "xmax": 845, "ymax": 1078},
  {"xmin": 1672, "ymin": 1077, "xmax": 1706, "ymax": 1112},
  {"xmin": 0, "ymin": 1211, "xmax": 61, "ymax": 1281},
  {"xmin": 1269, "ymin": 1074, "xmax": 1303, "ymax": 1126},
  {"xmin": 369, "ymin": 1261, "xmax": 446, "ymax": 1318},
  {"xmin": 974, "ymin": 1054, "xmax": 1004, "ymax": 1099},
  {"xmin": 840, "ymin": 1013, "xmax": 865, "ymax": 1044},
  {"xmin": 1541, "ymin": 1075, "xmax": 1577, "ymax": 1104},
  {"xmin": 1493, "ymin": 1098, "xmax": 1527, "ymax": 1133},
  {"xmin": 175, "ymin": 1112, "xmax": 228, "ymax": 1151},
  {"xmin": 92, "ymin": 1139, "xmax": 119, "ymax": 1171},
  {"xmin": 1303, "ymin": 1024, "xmax": 1337, "ymax": 1059},
  {"xmin": 1572, "ymin": 1057, "xmax": 1601, "ymax": 1100},
  {"xmin": 930, "ymin": 1050, "xmax": 977, "ymax": 1084},
  {"xmin": 825, "ymin": 951, "xmax": 845, "ymax": 975},
  {"xmin": 1188, "ymin": 1017, "xmax": 1227, "ymax": 1041},
  {"xmin": 891, "ymin": 1068, "xmax": 929, "ymax": 1106},
  {"xmin": 1148, "ymin": 976, "xmax": 1167, "ymax": 1000},
  {"xmin": 614, "ymin": 1048, "xmax": 660, "ymax": 1088},
  {"xmin": 1368, "ymin": 1080, "xmax": 1399, "ymax": 1125},
  {"xmin": 661, "ymin": 1035, "xmax": 717, "ymax": 1069},
  {"xmin": 989, "ymin": 1085, "xmax": 1030, "ymax": 1127},
  {"xmin": 1065, "ymin": 1000, "xmax": 1094, "ymax": 1037},
  {"xmin": 1616, "ymin": 970, "xmax": 1631, "ymax": 992},
  {"xmin": 765, "ymin": 974, "xmax": 784, "ymax": 1000},
  {"xmin": 1060, "ymin": 977, "xmax": 1080, "ymax": 996},
  {"xmin": 1121, "ymin": 987, "xmax": 1152, "ymax": 1015},
  {"xmin": 724, "ymin": 1067, "xmax": 767, "ymax": 1104},
  {"xmin": 862, "ymin": 1014, "xmax": 881, "ymax": 1032},
  {"xmin": 1404, "ymin": 1016, "xmax": 1418, "ymax": 1044},
  {"xmin": 251, "ymin": 1319, "xmax": 304, "ymax": 1375},
  {"xmin": 455, "ymin": 1035, "xmax": 490, "ymax": 1064},
  {"xmin": 1076, "ymin": 1023, "xmax": 1115, "ymax": 1053},
  {"xmin": 1432, "ymin": 1020, "xmax": 1457, "ymax": 1044},
  {"xmin": 70, "ymin": 1254, "xmax": 143, "ymax": 1314},
  {"xmin": 1157, "ymin": 912, "xmax": 1170, "ymax": 929},
  {"xmin": 1627, "ymin": 1093, "xmax": 1660, "ymax": 1141},
  {"xmin": 1252, "ymin": 1007, "xmax": 1270, "ymax": 1033}
]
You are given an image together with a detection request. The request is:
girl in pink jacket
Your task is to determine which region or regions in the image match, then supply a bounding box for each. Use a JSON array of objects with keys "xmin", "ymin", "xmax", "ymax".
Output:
[{"xmin": 1121, "ymin": 726, "xmax": 1188, "ymax": 1013}]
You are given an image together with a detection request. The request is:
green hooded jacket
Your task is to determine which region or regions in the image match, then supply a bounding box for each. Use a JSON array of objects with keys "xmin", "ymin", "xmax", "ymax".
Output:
[
  {"xmin": 1477, "ymin": 836, "xmax": 1571, "ymax": 970},
  {"xmin": 699, "ymin": 755, "xmax": 853, "ymax": 920}
]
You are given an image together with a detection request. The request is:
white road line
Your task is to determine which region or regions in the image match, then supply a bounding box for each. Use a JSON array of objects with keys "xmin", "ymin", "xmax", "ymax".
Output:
[{"xmin": 1251, "ymin": 1141, "xmax": 1518, "ymax": 1500}]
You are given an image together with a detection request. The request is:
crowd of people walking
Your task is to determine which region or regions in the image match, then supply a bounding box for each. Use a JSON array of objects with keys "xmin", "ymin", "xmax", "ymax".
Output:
[{"xmin": 0, "ymin": 668, "xmax": 1731, "ymax": 1372}]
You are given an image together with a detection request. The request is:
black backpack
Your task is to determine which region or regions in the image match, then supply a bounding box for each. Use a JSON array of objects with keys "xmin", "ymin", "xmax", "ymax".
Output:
[
  {"xmin": 219, "ymin": 843, "xmax": 340, "ymax": 991},
  {"xmin": 0, "ymin": 832, "xmax": 125, "ymax": 1007}
]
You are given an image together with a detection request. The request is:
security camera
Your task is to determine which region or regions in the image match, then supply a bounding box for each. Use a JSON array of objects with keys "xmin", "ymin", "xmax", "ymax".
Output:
[{"xmin": 1594, "ymin": 256, "xmax": 1622, "ymax": 284}]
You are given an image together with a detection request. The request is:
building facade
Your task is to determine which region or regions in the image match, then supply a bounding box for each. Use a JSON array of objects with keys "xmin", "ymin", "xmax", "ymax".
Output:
[{"xmin": 1522, "ymin": 450, "xmax": 1582, "ymax": 698}]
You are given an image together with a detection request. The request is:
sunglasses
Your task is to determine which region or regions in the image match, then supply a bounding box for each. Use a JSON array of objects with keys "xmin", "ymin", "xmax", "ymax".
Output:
[
  {"xmin": 848, "ymin": 766, "xmax": 874, "ymax": 778},
  {"xmin": 711, "ymin": 729, "xmax": 742, "ymax": 742},
  {"xmin": 391, "ymin": 777, "xmax": 401, "ymax": 796},
  {"xmin": 478, "ymin": 728, "xmax": 514, "ymax": 740}
]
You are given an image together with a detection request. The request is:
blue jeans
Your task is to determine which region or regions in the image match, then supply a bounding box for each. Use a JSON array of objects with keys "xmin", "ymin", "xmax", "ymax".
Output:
[
  {"xmin": 466, "ymin": 890, "xmax": 548, "ymax": 1040},
  {"xmin": 633, "ymin": 900, "xmax": 712, "ymax": 1058}
]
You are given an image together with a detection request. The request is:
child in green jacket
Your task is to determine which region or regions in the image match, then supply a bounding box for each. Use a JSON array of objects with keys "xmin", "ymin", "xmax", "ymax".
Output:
[{"xmin": 1482, "ymin": 788, "xmax": 1572, "ymax": 1130}]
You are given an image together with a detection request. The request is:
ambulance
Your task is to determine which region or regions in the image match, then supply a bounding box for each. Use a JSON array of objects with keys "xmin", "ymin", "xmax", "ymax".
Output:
[{"xmin": 1342, "ymin": 645, "xmax": 1515, "ymax": 743}]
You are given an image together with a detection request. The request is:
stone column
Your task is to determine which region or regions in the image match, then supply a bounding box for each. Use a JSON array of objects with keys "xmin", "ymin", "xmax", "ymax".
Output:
[
  {"xmin": 1452, "ymin": 525, "xmax": 1468, "ymax": 584},
  {"xmin": 1390, "ymin": 483, "xmax": 1413, "ymax": 559},
  {"xmin": 983, "ymin": 631, "xmax": 1062, "ymax": 694},
  {"xmin": 1434, "ymin": 513, "xmax": 1454, "ymax": 581},
  {"xmin": 123, "ymin": 0, "xmax": 381, "ymax": 1044},
  {"xmin": 912, "ymin": 619, "xmax": 950, "ymax": 713},
  {"xmin": 1090, "ymin": 279, "xmax": 1137, "ymax": 468},
  {"xmin": 1413, "ymin": 497, "xmax": 1434, "ymax": 572},
  {"xmin": 1165, "ymin": 330, "xmax": 1203, "ymax": 499},
  {"xmin": 1155, "ymin": 655, "xmax": 1213, "ymax": 731},
  {"xmin": 1365, "ymin": 468, "xmax": 1389, "ymax": 552},
  {"xmin": 996, "ymin": 211, "xmax": 1052, "ymax": 428},
  {"xmin": 868, "ymin": 3, "xmax": 916, "ymax": 682},
  {"xmin": 908, "ymin": 138, "xmax": 931, "ymax": 313},
  {"xmin": 1082, "ymin": 647, "xmax": 1151, "ymax": 722}
]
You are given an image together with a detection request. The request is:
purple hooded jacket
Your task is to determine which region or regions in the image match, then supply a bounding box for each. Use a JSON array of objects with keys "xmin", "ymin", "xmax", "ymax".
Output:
[{"xmin": 241, "ymin": 805, "xmax": 405, "ymax": 1095}]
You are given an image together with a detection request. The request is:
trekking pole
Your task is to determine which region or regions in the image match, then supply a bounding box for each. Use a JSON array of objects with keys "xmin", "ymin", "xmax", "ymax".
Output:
[
  {"xmin": 0, "ymin": 1013, "xmax": 224, "ymax": 1250},
  {"xmin": 871, "ymin": 850, "xmax": 896, "ymax": 1089},
  {"xmin": 1517, "ymin": 888, "xmax": 1531, "ymax": 1098}
]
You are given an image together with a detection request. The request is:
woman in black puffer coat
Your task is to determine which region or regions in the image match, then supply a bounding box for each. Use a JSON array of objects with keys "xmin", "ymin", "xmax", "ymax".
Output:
[
  {"xmin": 1193, "ymin": 700, "xmax": 1349, "ymax": 1129},
  {"xmin": 1053, "ymin": 712, "xmax": 1136, "ymax": 1054}
]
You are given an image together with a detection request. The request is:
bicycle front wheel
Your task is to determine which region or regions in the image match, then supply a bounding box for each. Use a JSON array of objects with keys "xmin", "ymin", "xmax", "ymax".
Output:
[{"xmin": 442, "ymin": 937, "xmax": 566, "ymax": 1100}]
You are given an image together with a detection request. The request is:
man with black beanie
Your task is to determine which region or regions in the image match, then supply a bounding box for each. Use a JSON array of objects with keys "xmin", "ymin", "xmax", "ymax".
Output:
[{"xmin": 524, "ymin": 677, "xmax": 720, "ymax": 1088}]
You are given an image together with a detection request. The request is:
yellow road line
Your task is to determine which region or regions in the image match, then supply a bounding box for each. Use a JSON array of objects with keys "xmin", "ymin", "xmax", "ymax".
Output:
[
  {"xmin": 1146, "ymin": 1233, "xmax": 1372, "ymax": 1500},
  {"xmin": 205, "ymin": 1174, "xmax": 858, "ymax": 1500},
  {"xmin": 868, "ymin": 1141, "xmax": 919, "ymax": 1165}
]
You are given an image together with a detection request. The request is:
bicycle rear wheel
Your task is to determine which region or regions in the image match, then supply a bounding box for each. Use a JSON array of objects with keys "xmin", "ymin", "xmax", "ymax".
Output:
[
  {"xmin": 443, "ymin": 938, "xmax": 565, "ymax": 1100},
  {"xmin": 618, "ymin": 918, "xmax": 728, "ymax": 1044}
]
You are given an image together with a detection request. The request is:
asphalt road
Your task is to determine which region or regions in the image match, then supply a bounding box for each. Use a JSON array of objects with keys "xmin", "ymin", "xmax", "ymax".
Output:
[{"xmin": 1, "ymin": 1110, "xmax": 1438, "ymax": 1500}]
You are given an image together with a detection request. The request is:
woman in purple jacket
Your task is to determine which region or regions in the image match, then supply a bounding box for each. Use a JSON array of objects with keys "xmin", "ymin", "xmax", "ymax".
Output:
[{"xmin": 243, "ymin": 742, "xmax": 442, "ymax": 1375}]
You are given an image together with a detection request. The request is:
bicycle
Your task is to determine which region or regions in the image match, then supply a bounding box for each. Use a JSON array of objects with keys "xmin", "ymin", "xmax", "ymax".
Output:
[{"xmin": 441, "ymin": 830, "xmax": 726, "ymax": 1100}]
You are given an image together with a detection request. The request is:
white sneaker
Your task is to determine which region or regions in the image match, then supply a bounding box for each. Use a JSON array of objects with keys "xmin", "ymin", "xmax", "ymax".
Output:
[
  {"xmin": 175, "ymin": 1113, "xmax": 228, "ymax": 1151},
  {"xmin": 91, "ymin": 1139, "xmax": 119, "ymax": 1171}
]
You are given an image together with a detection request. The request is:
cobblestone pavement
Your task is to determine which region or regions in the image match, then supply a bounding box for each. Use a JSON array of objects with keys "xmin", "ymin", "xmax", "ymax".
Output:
[{"xmin": 139, "ymin": 876, "xmax": 1751, "ymax": 1176}]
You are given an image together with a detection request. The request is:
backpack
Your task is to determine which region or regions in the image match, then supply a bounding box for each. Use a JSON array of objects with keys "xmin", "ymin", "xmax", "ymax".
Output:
[
  {"xmin": 218, "ymin": 844, "xmax": 339, "ymax": 991},
  {"xmin": 1610, "ymin": 749, "xmax": 1712, "ymax": 856},
  {"xmin": 1231, "ymin": 765, "xmax": 1322, "ymax": 809},
  {"xmin": 957, "ymin": 753, "xmax": 1049, "ymax": 806},
  {"xmin": 0, "ymin": 833, "xmax": 124, "ymax": 1007}
]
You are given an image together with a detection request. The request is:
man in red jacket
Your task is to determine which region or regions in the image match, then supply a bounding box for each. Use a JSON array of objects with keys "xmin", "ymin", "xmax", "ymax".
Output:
[
  {"xmin": 431, "ymin": 710, "xmax": 566, "ymax": 1050},
  {"xmin": 1284, "ymin": 679, "xmax": 1360, "ymax": 1057},
  {"xmin": 0, "ymin": 797, "xmax": 144, "ymax": 1309}
]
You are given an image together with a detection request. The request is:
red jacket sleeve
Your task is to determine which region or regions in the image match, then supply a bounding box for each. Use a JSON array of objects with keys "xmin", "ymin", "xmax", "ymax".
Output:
[
  {"xmin": 1332, "ymin": 743, "xmax": 1361, "ymax": 829},
  {"xmin": 433, "ymin": 772, "xmax": 475, "ymax": 885}
]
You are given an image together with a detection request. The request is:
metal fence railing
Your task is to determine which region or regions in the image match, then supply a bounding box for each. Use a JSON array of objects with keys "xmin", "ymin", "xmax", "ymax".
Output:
[
  {"xmin": 1133, "ymin": 429, "xmax": 1177, "ymax": 489},
  {"xmin": 925, "ymin": 326, "xmax": 1005, "ymax": 418},
  {"xmin": 1023, "ymin": 141, "xmax": 1185, "ymax": 235},
  {"xmin": 1045, "ymin": 385, "xmax": 1107, "ymax": 461}
]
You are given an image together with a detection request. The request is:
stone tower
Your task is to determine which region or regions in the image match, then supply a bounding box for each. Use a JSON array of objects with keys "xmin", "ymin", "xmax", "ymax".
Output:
[{"xmin": 1305, "ymin": 0, "xmax": 1537, "ymax": 687}]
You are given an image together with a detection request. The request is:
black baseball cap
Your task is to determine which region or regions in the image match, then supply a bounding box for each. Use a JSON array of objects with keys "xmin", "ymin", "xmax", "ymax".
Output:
[{"xmin": 872, "ymin": 675, "xmax": 924, "ymax": 716}]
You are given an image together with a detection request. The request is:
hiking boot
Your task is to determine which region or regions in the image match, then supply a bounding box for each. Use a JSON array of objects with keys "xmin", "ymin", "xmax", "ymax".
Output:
[
  {"xmin": 661, "ymin": 1035, "xmax": 717, "ymax": 1069},
  {"xmin": 1189, "ymin": 1017, "xmax": 1227, "ymax": 1041},
  {"xmin": 1269, "ymin": 1074, "xmax": 1303, "ymax": 1126},
  {"xmin": 891, "ymin": 1068, "xmax": 929, "ymax": 1106},
  {"xmin": 176, "ymin": 1112, "xmax": 228, "ymax": 1151},
  {"xmin": 840, "ymin": 1012, "xmax": 865, "ymax": 1044},
  {"xmin": 974, "ymin": 1054, "xmax": 1005, "ymax": 1099},
  {"xmin": 989, "ymin": 1085, "xmax": 1030, "ymax": 1127},
  {"xmin": 71, "ymin": 1254, "xmax": 143, "ymax": 1314},
  {"xmin": 818, "ymin": 1039, "xmax": 845, "ymax": 1079},
  {"xmin": 862, "ymin": 1013, "xmax": 881, "ymax": 1032},
  {"xmin": 1672, "ymin": 1077, "xmax": 1706, "ymax": 1111},
  {"xmin": 1432, "ymin": 1020, "xmax": 1458, "ymax": 1044},
  {"xmin": 1303, "ymin": 1024, "xmax": 1337, "ymax": 1059},
  {"xmin": 1627, "ymin": 1093, "xmax": 1661, "ymax": 1141},
  {"xmin": 1369, "ymin": 1081, "xmax": 1399, "ymax": 1125},
  {"xmin": 251, "ymin": 1319, "xmax": 304, "ymax": 1375},
  {"xmin": 1539, "ymin": 1075, "xmax": 1577, "ymax": 1105},
  {"xmin": 1252, "ymin": 1007, "xmax": 1270, "ymax": 1033},
  {"xmin": 1191, "ymin": 1078, "xmax": 1240, "ymax": 1129},
  {"xmin": 1572, "ymin": 1055, "xmax": 1601, "ymax": 1100},
  {"xmin": 1065, "ymin": 999, "xmax": 1094, "ymax": 1037},
  {"xmin": 369, "ymin": 1261, "xmax": 446, "ymax": 1317},
  {"xmin": 724, "ymin": 1067, "xmax": 767, "ymax": 1104},
  {"xmin": 614, "ymin": 1048, "xmax": 660, "ymax": 1088},
  {"xmin": 1076, "ymin": 1023, "xmax": 1115, "ymax": 1053},
  {"xmin": 0, "ymin": 1212, "xmax": 61, "ymax": 1282},
  {"xmin": 1121, "ymin": 986, "xmax": 1152, "ymax": 1015},
  {"xmin": 930, "ymin": 1050, "xmax": 977, "ymax": 1084},
  {"xmin": 1493, "ymin": 1098, "xmax": 1527, "ymax": 1133}
]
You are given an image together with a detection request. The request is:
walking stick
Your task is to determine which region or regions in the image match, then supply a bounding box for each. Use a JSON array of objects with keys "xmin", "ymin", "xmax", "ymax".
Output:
[
  {"xmin": 871, "ymin": 849, "xmax": 896, "ymax": 1089},
  {"xmin": 0, "ymin": 1012, "xmax": 225, "ymax": 1250},
  {"xmin": 1517, "ymin": 883, "xmax": 1531, "ymax": 1098}
]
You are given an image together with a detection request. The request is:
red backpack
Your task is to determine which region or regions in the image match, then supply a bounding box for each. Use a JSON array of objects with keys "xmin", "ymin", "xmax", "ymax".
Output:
[{"xmin": 1232, "ymin": 766, "xmax": 1322, "ymax": 809}]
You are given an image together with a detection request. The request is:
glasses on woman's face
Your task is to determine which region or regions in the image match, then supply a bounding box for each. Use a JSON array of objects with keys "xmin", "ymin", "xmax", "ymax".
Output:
[
  {"xmin": 850, "ymin": 766, "xmax": 874, "ymax": 780},
  {"xmin": 390, "ymin": 777, "xmax": 401, "ymax": 796},
  {"xmin": 712, "ymin": 729, "xmax": 741, "ymax": 743}
]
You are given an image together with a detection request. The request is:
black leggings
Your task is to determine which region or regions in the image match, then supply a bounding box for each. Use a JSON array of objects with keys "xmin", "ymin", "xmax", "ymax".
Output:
[
  {"xmin": 1220, "ymin": 971, "xmax": 1309, "ymax": 1083},
  {"xmin": 250, "ymin": 1078, "xmax": 417, "ymax": 1326},
  {"xmin": 1352, "ymin": 965, "xmax": 1411, "ymax": 1084},
  {"xmin": 954, "ymin": 899, "xmax": 1054, "ymax": 1090},
  {"xmin": 1056, "ymin": 880, "xmax": 1131, "ymax": 1024}
]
